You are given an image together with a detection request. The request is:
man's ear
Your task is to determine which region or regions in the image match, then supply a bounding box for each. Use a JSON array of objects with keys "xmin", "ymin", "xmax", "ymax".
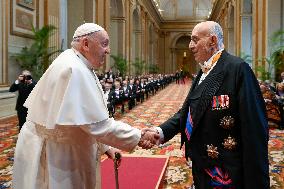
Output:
[
  {"xmin": 82, "ymin": 37, "xmax": 89, "ymax": 50},
  {"xmin": 210, "ymin": 35, "xmax": 218, "ymax": 46}
]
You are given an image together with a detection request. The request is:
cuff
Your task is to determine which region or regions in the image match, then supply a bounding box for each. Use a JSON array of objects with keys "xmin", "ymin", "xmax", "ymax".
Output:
[
  {"xmin": 155, "ymin": 127, "xmax": 165, "ymax": 144},
  {"xmin": 98, "ymin": 143, "xmax": 111, "ymax": 154}
]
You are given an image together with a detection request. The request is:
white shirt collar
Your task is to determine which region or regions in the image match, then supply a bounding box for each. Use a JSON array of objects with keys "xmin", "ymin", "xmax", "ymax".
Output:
[
  {"xmin": 198, "ymin": 49, "xmax": 224, "ymax": 85},
  {"xmin": 72, "ymin": 48, "xmax": 94, "ymax": 69},
  {"xmin": 202, "ymin": 49, "xmax": 224, "ymax": 67}
]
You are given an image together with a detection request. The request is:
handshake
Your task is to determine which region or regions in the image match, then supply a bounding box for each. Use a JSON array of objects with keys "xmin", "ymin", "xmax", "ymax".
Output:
[{"xmin": 138, "ymin": 128, "xmax": 160, "ymax": 149}]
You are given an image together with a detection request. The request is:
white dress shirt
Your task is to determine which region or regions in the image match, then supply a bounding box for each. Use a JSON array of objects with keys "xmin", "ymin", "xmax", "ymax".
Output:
[{"xmin": 198, "ymin": 49, "xmax": 224, "ymax": 85}]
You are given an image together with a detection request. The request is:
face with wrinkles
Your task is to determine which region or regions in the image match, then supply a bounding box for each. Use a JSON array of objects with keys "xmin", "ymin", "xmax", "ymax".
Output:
[
  {"xmin": 189, "ymin": 22, "xmax": 217, "ymax": 63},
  {"xmin": 81, "ymin": 30, "xmax": 110, "ymax": 68}
]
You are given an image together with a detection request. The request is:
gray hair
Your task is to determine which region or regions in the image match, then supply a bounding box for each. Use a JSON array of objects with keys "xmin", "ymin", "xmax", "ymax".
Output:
[
  {"xmin": 22, "ymin": 70, "xmax": 31, "ymax": 76},
  {"xmin": 208, "ymin": 22, "xmax": 224, "ymax": 50}
]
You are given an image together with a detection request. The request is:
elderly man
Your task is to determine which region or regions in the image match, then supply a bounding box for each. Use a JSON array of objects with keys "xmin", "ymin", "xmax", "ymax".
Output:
[
  {"xmin": 13, "ymin": 23, "xmax": 159, "ymax": 189},
  {"xmin": 148, "ymin": 21, "xmax": 269, "ymax": 188}
]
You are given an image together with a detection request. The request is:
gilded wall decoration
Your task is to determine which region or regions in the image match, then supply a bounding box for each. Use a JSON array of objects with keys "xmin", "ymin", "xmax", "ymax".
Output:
[
  {"xmin": 16, "ymin": 0, "xmax": 35, "ymax": 10},
  {"xmin": 10, "ymin": 0, "xmax": 38, "ymax": 38}
]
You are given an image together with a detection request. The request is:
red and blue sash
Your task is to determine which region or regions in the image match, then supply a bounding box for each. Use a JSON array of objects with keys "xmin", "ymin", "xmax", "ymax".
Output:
[
  {"xmin": 205, "ymin": 166, "xmax": 234, "ymax": 189},
  {"xmin": 185, "ymin": 107, "xmax": 193, "ymax": 141}
]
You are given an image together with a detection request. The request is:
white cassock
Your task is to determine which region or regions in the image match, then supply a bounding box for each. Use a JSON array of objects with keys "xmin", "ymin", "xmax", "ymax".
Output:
[{"xmin": 12, "ymin": 49, "xmax": 141, "ymax": 189}]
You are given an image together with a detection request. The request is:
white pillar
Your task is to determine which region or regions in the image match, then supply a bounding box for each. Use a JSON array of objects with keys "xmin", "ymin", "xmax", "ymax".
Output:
[{"xmin": 60, "ymin": 0, "xmax": 68, "ymax": 50}]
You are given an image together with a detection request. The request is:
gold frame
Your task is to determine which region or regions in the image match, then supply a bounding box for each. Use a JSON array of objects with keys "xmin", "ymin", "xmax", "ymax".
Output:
[
  {"xmin": 16, "ymin": 0, "xmax": 35, "ymax": 10},
  {"xmin": 10, "ymin": 0, "xmax": 39, "ymax": 38}
]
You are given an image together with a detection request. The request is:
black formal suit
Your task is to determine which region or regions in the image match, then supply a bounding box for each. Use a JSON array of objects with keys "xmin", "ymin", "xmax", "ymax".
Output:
[
  {"xmin": 105, "ymin": 72, "xmax": 115, "ymax": 81},
  {"xmin": 159, "ymin": 51, "xmax": 269, "ymax": 189},
  {"xmin": 175, "ymin": 72, "xmax": 180, "ymax": 84},
  {"xmin": 135, "ymin": 83, "xmax": 142, "ymax": 102},
  {"xmin": 144, "ymin": 82, "xmax": 151, "ymax": 99},
  {"xmin": 113, "ymin": 87, "xmax": 125, "ymax": 113},
  {"xmin": 105, "ymin": 89, "xmax": 116, "ymax": 117},
  {"xmin": 128, "ymin": 84, "xmax": 136, "ymax": 109},
  {"xmin": 9, "ymin": 81, "xmax": 36, "ymax": 130},
  {"xmin": 140, "ymin": 82, "xmax": 146, "ymax": 102},
  {"xmin": 113, "ymin": 88, "xmax": 124, "ymax": 105}
]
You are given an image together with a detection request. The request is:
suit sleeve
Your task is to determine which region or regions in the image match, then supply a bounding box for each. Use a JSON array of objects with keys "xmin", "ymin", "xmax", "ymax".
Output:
[
  {"xmin": 237, "ymin": 62, "xmax": 269, "ymax": 188},
  {"xmin": 9, "ymin": 82, "xmax": 19, "ymax": 92},
  {"xmin": 159, "ymin": 110, "xmax": 181, "ymax": 142}
]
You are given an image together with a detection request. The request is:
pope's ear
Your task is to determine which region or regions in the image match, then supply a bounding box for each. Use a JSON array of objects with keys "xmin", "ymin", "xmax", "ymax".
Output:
[{"xmin": 81, "ymin": 37, "xmax": 90, "ymax": 50}]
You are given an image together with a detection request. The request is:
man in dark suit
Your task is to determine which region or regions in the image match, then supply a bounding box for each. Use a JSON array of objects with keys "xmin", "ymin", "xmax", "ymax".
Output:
[
  {"xmin": 9, "ymin": 70, "xmax": 36, "ymax": 131},
  {"xmin": 175, "ymin": 70, "xmax": 180, "ymax": 84},
  {"xmin": 140, "ymin": 78, "xmax": 146, "ymax": 103},
  {"xmin": 104, "ymin": 81, "xmax": 116, "ymax": 117},
  {"xmin": 113, "ymin": 80, "xmax": 125, "ymax": 113},
  {"xmin": 147, "ymin": 21, "xmax": 269, "ymax": 188},
  {"xmin": 128, "ymin": 78, "xmax": 136, "ymax": 110},
  {"xmin": 105, "ymin": 68, "xmax": 115, "ymax": 83}
]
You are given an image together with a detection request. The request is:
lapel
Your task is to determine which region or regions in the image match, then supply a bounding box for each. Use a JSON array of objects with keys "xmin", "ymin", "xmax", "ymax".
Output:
[
  {"xmin": 180, "ymin": 70, "xmax": 202, "ymax": 145},
  {"xmin": 180, "ymin": 70, "xmax": 203, "ymax": 112},
  {"xmin": 189, "ymin": 50, "xmax": 228, "ymax": 136},
  {"xmin": 188, "ymin": 75, "xmax": 208, "ymax": 99},
  {"xmin": 189, "ymin": 70, "xmax": 203, "ymax": 95}
]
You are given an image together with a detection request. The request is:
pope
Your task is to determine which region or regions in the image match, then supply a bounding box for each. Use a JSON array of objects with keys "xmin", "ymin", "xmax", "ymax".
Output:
[{"xmin": 12, "ymin": 23, "xmax": 159, "ymax": 189}]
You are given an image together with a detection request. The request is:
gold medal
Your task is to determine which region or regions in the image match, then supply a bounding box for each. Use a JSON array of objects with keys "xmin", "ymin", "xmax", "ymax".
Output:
[
  {"xmin": 207, "ymin": 144, "xmax": 219, "ymax": 159},
  {"xmin": 220, "ymin": 116, "xmax": 235, "ymax": 129},
  {"xmin": 223, "ymin": 136, "xmax": 237, "ymax": 150}
]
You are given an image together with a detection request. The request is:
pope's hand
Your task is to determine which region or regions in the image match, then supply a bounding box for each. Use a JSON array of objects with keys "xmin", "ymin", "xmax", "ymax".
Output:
[{"xmin": 106, "ymin": 148, "xmax": 122, "ymax": 167}]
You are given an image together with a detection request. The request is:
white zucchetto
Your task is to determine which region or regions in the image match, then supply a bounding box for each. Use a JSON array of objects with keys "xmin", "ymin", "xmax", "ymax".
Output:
[{"xmin": 73, "ymin": 23, "xmax": 105, "ymax": 39}]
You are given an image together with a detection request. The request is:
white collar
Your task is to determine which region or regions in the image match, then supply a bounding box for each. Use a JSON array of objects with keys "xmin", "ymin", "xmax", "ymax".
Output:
[
  {"xmin": 198, "ymin": 49, "xmax": 224, "ymax": 85},
  {"xmin": 202, "ymin": 49, "xmax": 224, "ymax": 67},
  {"xmin": 72, "ymin": 48, "xmax": 94, "ymax": 70}
]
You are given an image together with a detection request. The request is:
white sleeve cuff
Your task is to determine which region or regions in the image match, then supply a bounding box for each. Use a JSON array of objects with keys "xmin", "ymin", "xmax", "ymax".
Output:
[
  {"xmin": 98, "ymin": 143, "xmax": 111, "ymax": 154},
  {"xmin": 155, "ymin": 127, "xmax": 165, "ymax": 144}
]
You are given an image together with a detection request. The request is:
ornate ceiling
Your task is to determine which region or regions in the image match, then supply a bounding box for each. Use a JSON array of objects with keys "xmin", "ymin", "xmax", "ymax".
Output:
[{"xmin": 152, "ymin": 0, "xmax": 214, "ymax": 21}]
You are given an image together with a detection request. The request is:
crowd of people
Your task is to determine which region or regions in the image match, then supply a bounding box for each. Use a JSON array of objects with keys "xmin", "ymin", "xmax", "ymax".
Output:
[
  {"xmin": 10, "ymin": 68, "xmax": 177, "ymax": 129},
  {"xmin": 259, "ymin": 72, "xmax": 284, "ymax": 129},
  {"xmin": 175, "ymin": 69, "xmax": 186, "ymax": 84},
  {"xmin": 96, "ymin": 70, "xmax": 176, "ymax": 117}
]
